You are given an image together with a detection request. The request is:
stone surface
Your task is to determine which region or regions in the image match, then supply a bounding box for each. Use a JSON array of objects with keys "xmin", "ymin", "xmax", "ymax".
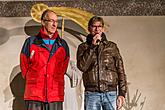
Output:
[{"xmin": 0, "ymin": 0, "xmax": 165, "ymax": 17}]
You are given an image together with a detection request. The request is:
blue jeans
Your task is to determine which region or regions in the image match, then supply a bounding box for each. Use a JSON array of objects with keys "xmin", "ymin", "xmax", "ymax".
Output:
[{"xmin": 84, "ymin": 91, "xmax": 117, "ymax": 110}]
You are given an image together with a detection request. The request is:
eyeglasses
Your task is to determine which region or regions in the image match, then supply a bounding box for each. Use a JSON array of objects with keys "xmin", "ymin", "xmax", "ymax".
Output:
[
  {"xmin": 91, "ymin": 25, "xmax": 103, "ymax": 28},
  {"xmin": 43, "ymin": 19, "xmax": 57, "ymax": 24}
]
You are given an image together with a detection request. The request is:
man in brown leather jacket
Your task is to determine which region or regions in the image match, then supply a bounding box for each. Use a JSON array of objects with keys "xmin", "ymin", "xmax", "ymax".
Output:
[{"xmin": 76, "ymin": 16, "xmax": 127, "ymax": 110}]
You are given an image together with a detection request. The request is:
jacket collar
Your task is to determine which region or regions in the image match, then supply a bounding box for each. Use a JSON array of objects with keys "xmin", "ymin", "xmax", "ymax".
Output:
[
  {"xmin": 34, "ymin": 28, "xmax": 61, "ymax": 45},
  {"xmin": 38, "ymin": 27, "xmax": 59, "ymax": 40}
]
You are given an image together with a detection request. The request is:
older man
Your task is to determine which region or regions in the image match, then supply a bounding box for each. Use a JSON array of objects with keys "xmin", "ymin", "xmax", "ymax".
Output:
[{"xmin": 20, "ymin": 9, "xmax": 70, "ymax": 110}]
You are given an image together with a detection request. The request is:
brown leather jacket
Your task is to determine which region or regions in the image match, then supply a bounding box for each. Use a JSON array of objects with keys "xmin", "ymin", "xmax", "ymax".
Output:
[{"xmin": 77, "ymin": 33, "xmax": 127, "ymax": 97}]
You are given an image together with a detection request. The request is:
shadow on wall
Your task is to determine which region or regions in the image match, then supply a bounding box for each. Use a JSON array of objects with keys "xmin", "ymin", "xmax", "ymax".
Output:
[
  {"xmin": 2, "ymin": 65, "xmax": 26, "ymax": 110},
  {"xmin": 10, "ymin": 65, "xmax": 26, "ymax": 110},
  {"xmin": 0, "ymin": 28, "xmax": 10, "ymax": 45}
]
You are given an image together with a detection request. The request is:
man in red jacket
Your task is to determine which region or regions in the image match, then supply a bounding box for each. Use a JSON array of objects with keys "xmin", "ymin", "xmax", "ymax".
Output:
[{"xmin": 20, "ymin": 9, "xmax": 70, "ymax": 110}]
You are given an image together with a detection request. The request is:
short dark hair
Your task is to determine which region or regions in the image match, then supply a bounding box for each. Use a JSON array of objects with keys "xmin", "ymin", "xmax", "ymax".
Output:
[
  {"xmin": 88, "ymin": 16, "xmax": 104, "ymax": 28},
  {"xmin": 41, "ymin": 9, "xmax": 56, "ymax": 20}
]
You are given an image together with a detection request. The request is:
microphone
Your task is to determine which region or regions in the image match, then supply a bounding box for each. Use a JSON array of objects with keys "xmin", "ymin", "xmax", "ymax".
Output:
[{"xmin": 96, "ymin": 39, "xmax": 101, "ymax": 45}]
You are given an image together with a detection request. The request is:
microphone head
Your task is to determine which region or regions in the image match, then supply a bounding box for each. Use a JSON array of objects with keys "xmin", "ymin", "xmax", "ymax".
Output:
[{"xmin": 96, "ymin": 39, "xmax": 100, "ymax": 45}]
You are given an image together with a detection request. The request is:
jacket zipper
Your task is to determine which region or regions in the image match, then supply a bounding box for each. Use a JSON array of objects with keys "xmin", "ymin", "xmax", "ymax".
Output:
[
  {"xmin": 45, "ymin": 52, "xmax": 50, "ymax": 103},
  {"xmin": 96, "ymin": 46, "xmax": 100, "ymax": 92},
  {"xmin": 44, "ymin": 40, "xmax": 51, "ymax": 102}
]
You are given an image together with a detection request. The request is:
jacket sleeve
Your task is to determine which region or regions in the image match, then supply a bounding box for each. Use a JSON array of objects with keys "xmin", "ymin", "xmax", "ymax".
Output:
[
  {"xmin": 62, "ymin": 40, "xmax": 70, "ymax": 74},
  {"xmin": 76, "ymin": 43, "xmax": 97, "ymax": 72},
  {"xmin": 62, "ymin": 56, "xmax": 70, "ymax": 74},
  {"xmin": 20, "ymin": 38, "xmax": 31, "ymax": 79},
  {"xmin": 113, "ymin": 43, "xmax": 127, "ymax": 97}
]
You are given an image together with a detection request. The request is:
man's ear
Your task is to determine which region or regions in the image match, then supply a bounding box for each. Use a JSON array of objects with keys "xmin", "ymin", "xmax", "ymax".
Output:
[{"xmin": 41, "ymin": 20, "xmax": 45, "ymax": 26}]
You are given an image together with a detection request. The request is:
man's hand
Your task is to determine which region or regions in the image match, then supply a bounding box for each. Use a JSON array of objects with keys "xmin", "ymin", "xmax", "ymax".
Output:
[
  {"xmin": 92, "ymin": 33, "xmax": 102, "ymax": 45},
  {"xmin": 117, "ymin": 96, "xmax": 125, "ymax": 110}
]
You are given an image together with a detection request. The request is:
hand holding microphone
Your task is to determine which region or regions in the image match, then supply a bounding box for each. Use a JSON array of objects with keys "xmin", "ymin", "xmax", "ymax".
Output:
[{"xmin": 92, "ymin": 33, "xmax": 102, "ymax": 45}]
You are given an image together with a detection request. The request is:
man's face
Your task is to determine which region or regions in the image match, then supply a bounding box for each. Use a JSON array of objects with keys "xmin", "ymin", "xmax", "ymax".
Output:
[
  {"xmin": 89, "ymin": 21, "xmax": 104, "ymax": 36},
  {"xmin": 42, "ymin": 12, "xmax": 58, "ymax": 35}
]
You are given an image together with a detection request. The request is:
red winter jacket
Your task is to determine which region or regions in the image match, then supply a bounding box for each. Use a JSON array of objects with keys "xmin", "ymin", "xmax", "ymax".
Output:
[{"xmin": 20, "ymin": 29, "xmax": 70, "ymax": 102}]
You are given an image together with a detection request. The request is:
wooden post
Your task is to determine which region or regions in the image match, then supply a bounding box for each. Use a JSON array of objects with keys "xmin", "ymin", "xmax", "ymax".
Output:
[{"xmin": 61, "ymin": 16, "xmax": 65, "ymax": 38}]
